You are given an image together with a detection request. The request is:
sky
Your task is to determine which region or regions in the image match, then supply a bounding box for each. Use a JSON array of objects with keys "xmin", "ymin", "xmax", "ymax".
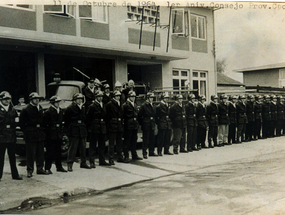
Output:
[{"xmin": 214, "ymin": 1, "xmax": 285, "ymax": 82}]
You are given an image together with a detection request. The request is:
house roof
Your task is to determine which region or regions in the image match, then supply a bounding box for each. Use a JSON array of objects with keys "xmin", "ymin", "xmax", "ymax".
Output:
[
  {"xmin": 234, "ymin": 62, "xmax": 285, "ymax": 73},
  {"xmin": 217, "ymin": 73, "xmax": 245, "ymax": 86}
]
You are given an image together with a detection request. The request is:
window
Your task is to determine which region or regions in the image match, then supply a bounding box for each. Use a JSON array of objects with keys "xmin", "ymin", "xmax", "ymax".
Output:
[
  {"xmin": 191, "ymin": 14, "xmax": 206, "ymax": 40},
  {"xmin": 171, "ymin": 9, "xmax": 189, "ymax": 36},
  {"xmin": 192, "ymin": 70, "xmax": 207, "ymax": 98},
  {"xmin": 43, "ymin": 4, "xmax": 76, "ymax": 18},
  {"xmin": 172, "ymin": 69, "xmax": 189, "ymax": 92},
  {"xmin": 79, "ymin": 5, "xmax": 108, "ymax": 23},
  {"xmin": 127, "ymin": 6, "xmax": 160, "ymax": 25},
  {"xmin": 2, "ymin": 4, "xmax": 35, "ymax": 11}
]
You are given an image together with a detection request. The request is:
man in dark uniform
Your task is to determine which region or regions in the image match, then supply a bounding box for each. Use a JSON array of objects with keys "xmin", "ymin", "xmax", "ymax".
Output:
[
  {"xmin": 236, "ymin": 95, "xmax": 247, "ymax": 143},
  {"xmin": 83, "ymin": 78, "xmax": 95, "ymax": 110},
  {"xmin": 207, "ymin": 95, "xmax": 219, "ymax": 148},
  {"xmin": 0, "ymin": 91, "xmax": 22, "ymax": 180},
  {"xmin": 138, "ymin": 92, "xmax": 157, "ymax": 158},
  {"xmin": 19, "ymin": 92, "xmax": 48, "ymax": 178},
  {"xmin": 156, "ymin": 92, "xmax": 172, "ymax": 155},
  {"xmin": 276, "ymin": 95, "xmax": 284, "ymax": 136},
  {"xmin": 262, "ymin": 95, "xmax": 271, "ymax": 139},
  {"xmin": 185, "ymin": 94, "xmax": 198, "ymax": 151},
  {"xmin": 228, "ymin": 95, "xmax": 238, "ymax": 144},
  {"xmin": 102, "ymin": 84, "xmax": 112, "ymax": 105},
  {"xmin": 105, "ymin": 90, "xmax": 126, "ymax": 164},
  {"xmin": 245, "ymin": 94, "xmax": 255, "ymax": 141},
  {"xmin": 196, "ymin": 95, "xmax": 208, "ymax": 149},
  {"xmin": 86, "ymin": 91, "xmax": 110, "ymax": 167},
  {"xmin": 122, "ymin": 91, "xmax": 143, "ymax": 160},
  {"xmin": 64, "ymin": 93, "xmax": 91, "ymax": 172},
  {"xmin": 43, "ymin": 95, "xmax": 67, "ymax": 174},
  {"xmin": 218, "ymin": 94, "xmax": 230, "ymax": 146},
  {"xmin": 254, "ymin": 95, "xmax": 263, "ymax": 139},
  {"xmin": 270, "ymin": 95, "xmax": 277, "ymax": 137}
]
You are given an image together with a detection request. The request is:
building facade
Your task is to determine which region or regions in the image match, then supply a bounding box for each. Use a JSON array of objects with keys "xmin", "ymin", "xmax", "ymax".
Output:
[{"xmin": 0, "ymin": 4, "xmax": 216, "ymax": 103}]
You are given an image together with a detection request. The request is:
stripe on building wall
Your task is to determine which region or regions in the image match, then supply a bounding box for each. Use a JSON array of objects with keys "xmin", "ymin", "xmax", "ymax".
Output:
[
  {"xmin": 171, "ymin": 35, "xmax": 189, "ymax": 51},
  {"xmin": 43, "ymin": 14, "xmax": 76, "ymax": 36},
  {"xmin": 192, "ymin": 39, "xmax": 207, "ymax": 53},
  {"xmin": 128, "ymin": 28, "xmax": 160, "ymax": 47},
  {"xmin": 81, "ymin": 20, "xmax": 110, "ymax": 40}
]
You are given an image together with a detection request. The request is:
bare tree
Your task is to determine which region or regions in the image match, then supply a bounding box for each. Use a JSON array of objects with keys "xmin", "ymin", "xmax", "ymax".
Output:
[{"xmin": 216, "ymin": 58, "xmax": 227, "ymax": 73}]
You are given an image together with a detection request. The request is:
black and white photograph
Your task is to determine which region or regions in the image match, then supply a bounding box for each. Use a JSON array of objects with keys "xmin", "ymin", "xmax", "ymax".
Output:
[{"xmin": 1, "ymin": 0, "xmax": 285, "ymax": 214}]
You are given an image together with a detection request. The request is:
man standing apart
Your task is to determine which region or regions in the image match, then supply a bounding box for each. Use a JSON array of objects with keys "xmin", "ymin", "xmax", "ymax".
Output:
[
  {"xmin": 0, "ymin": 91, "xmax": 22, "ymax": 180},
  {"xmin": 138, "ymin": 92, "xmax": 157, "ymax": 158},
  {"xmin": 185, "ymin": 94, "xmax": 198, "ymax": 151},
  {"xmin": 122, "ymin": 91, "xmax": 143, "ymax": 160},
  {"xmin": 43, "ymin": 95, "xmax": 67, "ymax": 174},
  {"xmin": 64, "ymin": 93, "xmax": 91, "ymax": 171},
  {"xmin": 156, "ymin": 92, "xmax": 172, "ymax": 155},
  {"xmin": 19, "ymin": 92, "xmax": 48, "ymax": 177}
]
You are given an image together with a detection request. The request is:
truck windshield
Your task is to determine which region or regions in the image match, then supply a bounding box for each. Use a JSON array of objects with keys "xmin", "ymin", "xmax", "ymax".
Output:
[{"xmin": 47, "ymin": 85, "xmax": 80, "ymax": 101}]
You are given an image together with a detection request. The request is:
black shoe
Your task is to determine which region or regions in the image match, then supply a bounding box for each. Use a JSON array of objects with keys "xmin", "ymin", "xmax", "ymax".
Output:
[
  {"xmin": 123, "ymin": 158, "xmax": 131, "ymax": 163},
  {"xmin": 117, "ymin": 158, "xmax": 125, "ymax": 163},
  {"xmin": 173, "ymin": 151, "xmax": 179, "ymax": 155},
  {"xmin": 46, "ymin": 170, "xmax": 53, "ymax": 174},
  {"xmin": 90, "ymin": 163, "xmax": 96, "ymax": 168},
  {"xmin": 13, "ymin": 176, "xmax": 23, "ymax": 180},
  {"xmin": 27, "ymin": 172, "xmax": 33, "ymax": 178},
  {"xmin": 180, "ymin": 149, "xmax": 188, "ymax": 153},
  {"xmin": 149, "ymin": 153, "xmax": 158, "ymax": 156},
  {"xmin": 37, "ymin": 169, "xmax": 49, "ymax": 175},
  {"xmin": 143, "ymin": 155, "xmax": 148, "ymax": 159},
  {"xmin": 99, "ymin": 161, "xmax": 111, "ymax": 166},
  {"xmin": 68, "ymin": 166, "xmax": 73, "ymax": 172},
  {"xmin": 80, "ymin": 163, "xmax": 91, "ymax": 169},
  {"xmin": 201, "ymin": 146, "xmax": 209, "ymax": 149},
  {"xmin": 164, "ymin": 151, "xmax": 173, "ymax": 155},
  {"xmin": 109, "ymin": 160, "xmax": 115, "ymax": 165},
  {"xmin": 132, "ymin": 156, "xmax": 143, "ymax": 160},
  {"xmin": 57, "ymin": 168, "xmax": 68, "ymax": 172},
  {"xmin": 158, "ymin": 152, "xmax": 163, "ymax": 156},
  {"xmin": 187, "ymin": 149, "xmax": 193, "ymax": 152}
]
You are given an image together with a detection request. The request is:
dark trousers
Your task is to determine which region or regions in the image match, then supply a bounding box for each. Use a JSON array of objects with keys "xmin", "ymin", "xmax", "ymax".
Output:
[
  {"xmin": 67, "ymin": 137, "xmax": 87, "ymax": 165},
  {"xmin": 254, "ymin": 120, "xmax": 262, "ymax": 139},
  {"xmin": 228, "ymin": 123, "xmax": 236, "ymax": 143},
  {"xmin": 246, "ymin": 121, "xmax": 255, "ymax": 140},
  {"xmin": 180, "ymin": 128, "xmax": 186, "ymax": 151},
  {"xmin": 0, "ymin": 142, "xmax": 20, "ymax": 179},
  {"xmin": 187, "ymin": 126, "xmax": 197, "ymax": 150},
  {"xmin": 197, "ymin": 127, "xmax": 207, "ymax": 147},
  {"xmin": 269, "ymin": 120, "xmax": 277, "ymax": 137},
  {"xmin": 26, "ymin": 140, "xmax": 45, "ymax": 173},
  {"xmin": 262, "ymin": 120, "xmax": 270, "ymax": 138},
  {"xmin": 124, "ymin": 129, "xmax": 138, "ymax": 159},
  {"xmin": 45, "ymin": 139, "xmax": 63, "ymax": 170},
  {"xmin": 208, "ymin": 126, "xmax": 218, "ymax": 147},
  {"xmin": 142, "ymin": 129, "xmax": 155, "ymax": 156},
  {"xmin": 237, "ymin": 123, "xmax": 246, "ymax": 142},
  {"xmin": 172, "ymin": 127, "xmax": 182, "ymax": 153},
  {"xmin": 109, "ymin": 132, "xmax": 123, "ymax": 161},
  {"xmin": 89, "ymin": 133, "xmax": 106, "ymax": 164},
  {"xmin": 283, "ymin": 120, "xmax": 285, "ymax": 135},
  {"xmin": 276, "ymin": 120, "xmax": 283, "ymax": 136},
  {"xmin": 157, "ymin": 129, "xmax": 172, "ymax": 153}
]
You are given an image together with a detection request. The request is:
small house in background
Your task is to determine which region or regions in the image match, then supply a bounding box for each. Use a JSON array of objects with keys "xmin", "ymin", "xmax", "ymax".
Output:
[{"xmin": 217, "ymin": 73, "xmax": 245, "ymax": 97}]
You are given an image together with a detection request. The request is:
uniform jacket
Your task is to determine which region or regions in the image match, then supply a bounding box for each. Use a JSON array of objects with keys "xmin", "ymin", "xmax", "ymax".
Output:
[
  {"xmin": 122, "ymin": 100, "xmax": 139, "ymax": 131},
  {"xmin": 86, "ymin": 100, "xmax": 107, "ymax": 134},
  {"xmin": 105, "ymin": 99, "xmax": 124, "ymax": 133},
  {"xmin": 102, "ymin": 93, "xmax": 111, "ymax": 105},
  {"xmin": 169, "ymin": 102, "xmax": 187, "ymax": 129},
  {"xmin": 228, "ymin": 101, "xmax": 237, "ymax": 124},
  {"xmin": 19, "ymin": 104, "xmax": 46, "ymax": 141},
  {"xmin": 63, "ymin": 102, "xmax": 87, "ymax": 137},
  {"xmin": 246, "ymin": 101, "xmax": 255, "ymax": 122},
  {"xmin": 277, "ymin": 102, "xmax": 284, "ymax": 120},
  {"xmin": 0, "ymin": 104, "xmax": 17, "ymax": 143},
  {"xmin": 156, "ymin": 101, "xmax": 172, "ymax": 130},
  {"xmin": 138, "ymin": 101, "xmax": 156, "ymax": 130},
  {"xmin": 196, "ymin": 102, "xmax": 208, "ymax": 128},
  {"xmin": 218, "ymin": 102, "xmax": 230, "ymax": 125},
  {"xmin": 262, "ymin": 102, "xmax": 271, "ymax": 121},
  {"xmin": 43, "ymin": 106, "xmax": 64, "ymax": 140},
  {"xmin": 270, "ymin": 101, "xmax": 278, "ymax": 121},
  {"xmin": 83, "ymin": 86, "xmax": 95, "ymax": 109},
  {"xmin": 185, "ymin": 101, "xmax": 197, "ymax": 127},
  {"xmin": 254, "ymin": 101, "xmax": 263, "ymax": 121},
  {"xmin": 206, "ymin": 101, "xmax": 219, "ymax": 126},
  {"xmin": 236, "ymin": 101, "xmax": 247, "ymax": 124}
]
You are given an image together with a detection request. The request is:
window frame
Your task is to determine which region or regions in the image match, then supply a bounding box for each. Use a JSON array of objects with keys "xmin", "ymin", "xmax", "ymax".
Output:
[
  {"xmin": 191, "ymin": 70, "xmax": 208, "ymax": 98},
  {"xmin": 171, "ymin": 8, "xmax": 190, "ymax": 37},
  {"xmin": 43, "ymin": 4, "xmax": 76, "ymax": 18},
  {"xmin": 79, "ymin": 5, "xmax": 108, "ymax": 24},
  {"xmin": 190, "ymin": 13, "xmax": 206, "ymax": 40},
  {"xmin": 1, "ymin": 4, "xmax": 35, "ymax": 11},
  {"xmin": 172, "ymin": 69, "xmax": 190, "ymax": 92}
]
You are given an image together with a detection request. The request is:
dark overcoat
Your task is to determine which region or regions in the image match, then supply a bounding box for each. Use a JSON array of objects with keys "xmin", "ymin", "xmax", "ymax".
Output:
[
  {"xmin": 236, "ymin": 101, "xmax": 247, "ymax": 124},
  {"xmin": 122, "ymin": 100, "xmax": 139, "ymax": 131},
  {"xmin": 83, "ymin": 86, "xmax": 95, "ymax": 108},
  {"xmin": 277, "ymin": 102, "xmax": 284, "ymax": 120},
  {"xmin": 156, "ymin": 101, "xmax": 172, "ymax": 130},
  {"xmin": 254, "ymin": 101, "xmax": 263, "ymax": 120},
  {"xmin": 262, "ymin": 102, "xmax": 271, "ymax": 121},
  {"xmin": 218, "ymin": 102, "xmax": 229, "ymax": 125},
  {"xmin": 86, "ymin": 101, "xmax": 107, "ymax": 134},
  {"xmin": 43, "ymin": 106, "xmax": 64, "ymax": 140},
  {"xmin": 206, "ymin": 101, "xmax": 219, "ymax": 126},
  {"xmin": 185, "ymin": 101, "xmax": 197, "ymax": 127},
  {"xmin": 246, "ymin": 101, "xmax": 255, "ymax": 122},
  {"xmin": 138, "ymin": 101, "xmax": 156, "ymax": 131},
  {"xmin": 105, "ymin": 99, "xmax": 124, "ymax": 133},
  {"xmin": 195, "ymin": 102, "xmax": 208, "ymax": 128},
  {"xmin": 228, "ymin": 102, "xmax": 237, "ymax": 124},
  {"xmin": 270, "ymin": 102, "xmax": 277, "ymax": 121},
  {"xmin": 0, "ymin": 105, "xmax": 17, "ymax": 143}
]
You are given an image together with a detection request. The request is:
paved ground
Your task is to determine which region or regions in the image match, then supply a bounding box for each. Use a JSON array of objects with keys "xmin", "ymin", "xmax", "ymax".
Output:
[{"xmin": 1, "ymin": 136, "xmax": 285, "ymax": 214}]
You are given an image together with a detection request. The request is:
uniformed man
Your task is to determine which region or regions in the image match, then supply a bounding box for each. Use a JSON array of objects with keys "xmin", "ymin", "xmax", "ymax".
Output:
[
  {"xmin": 276, "ymin": 95, "xmax": 284, "ymax": 136},
  {"xmin": 83, "ymin": 78, "xmax": 95, "ymax": 110},
  {"xmin": 86, "ymin": 91, "xmax": 110, "ymax": 167},
  {"xmin": 122, "ymin": 80, "xmax": 136, "ymax": 102},
  {"xmin": 138, "ymin": 92, "xmax": 157, "ymax": 158},
  {"xmin": 218, "ymin": 94, "xmax": 230, "ymax": 145},
  {"xmin": 64, "ymin": 93, "xmax": 91, "ymax": 171},
  {"xmin": 254, "ymin": 95, "xmax": 263, "ymax": 140},
  {"xmin": 0, "ymin": 91, "xmax": 22, "ymax": 180},
  {"xmin": 262, "ymin": 95, "xmax": 271, "ymax": 139},
  {"xmin": 16, "ymin": 95, "xmax": 26, "ymax": 106},
  {"xmin": 270, "ymin": 95, "xmax": 277, "ymax": 137},
  {"xmin": 207, "ymin": 95, "xmax": 219, "ymax": 148},
  {"xmin": 185, "ymin": 94, "xmax": 198, "ymax": 151},
  {"xmin": 19, "ymin": 92, "xmax": 48, "ymax": 177},
  {"xmin": 105, "ymin": 90, "xmax": 126, "ymax": 164},
  {"xmin": 196, "ymin": 95, "xmax": 208, "ymax": 149},
  {"xmin": 236, "ymin": 95, "xmax": 247, "ymax": 143},
  {"xmin": 245, "ymin": 94, "xmax": 255, "ymax": 141},
  {"xmin": 228, "ymin": 95, "xmax": 238, "ymax": 144},
  {"xmin": 102, "ymin": 84, "xmax": 112, "ymax": 105},
  {"xmin": 114, "ymin": 81, "xmax": 125, "ymax": 104},
  {"xmin": 122, "ymin": 91, "xmax": 143, "ymax": 160},
  {"xmin": 156, "ymin": 92, "xmax": 172, "ymax": 155},
  {"xmin": 43, "ymin": 95, "xmax": 67, "ymax": 174}
]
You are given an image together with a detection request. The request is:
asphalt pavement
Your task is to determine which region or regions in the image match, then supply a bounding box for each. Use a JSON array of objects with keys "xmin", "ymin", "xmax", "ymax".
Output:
[{"xmin": 1, "ymin": 136, "xmax": 285, "ymax": 213}]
